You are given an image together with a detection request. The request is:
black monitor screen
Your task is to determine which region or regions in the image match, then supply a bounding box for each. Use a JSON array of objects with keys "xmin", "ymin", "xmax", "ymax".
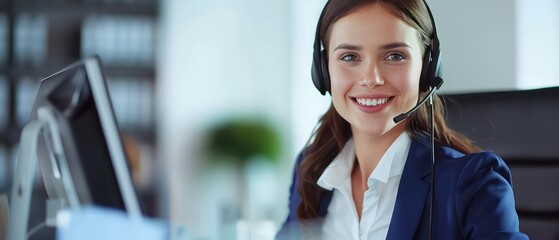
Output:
[{"xmin": 30, "ymin": 57, "xmax": 142, "ymax": 215}]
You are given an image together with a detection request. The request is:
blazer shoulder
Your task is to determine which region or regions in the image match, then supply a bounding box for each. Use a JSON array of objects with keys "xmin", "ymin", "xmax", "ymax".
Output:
[
  {"xmin": 435, "ymin": 144, "xmax": 510, "ymax": 177},
  {"xmin": 436, "ymin": 144, "xmax": 504, "ymax": 163},
  {"xmin": 452, "ymin": 151, "xmax": 524, "ymax": 238},
  {"xmin": 457, "ymin": 151, "xmax": 512, "ymax": 183}
]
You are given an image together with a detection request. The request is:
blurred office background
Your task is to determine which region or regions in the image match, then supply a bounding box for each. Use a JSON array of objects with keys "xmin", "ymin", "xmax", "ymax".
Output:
[{"xmin": 0, "ymin": 0, "xmax": 558, "ymax": 239}]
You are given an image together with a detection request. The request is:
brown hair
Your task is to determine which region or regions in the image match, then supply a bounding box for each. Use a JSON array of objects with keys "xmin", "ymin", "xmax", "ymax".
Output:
[{"xmin": 297, "ymin": 0, "xmax": 481, "ymax": 219}]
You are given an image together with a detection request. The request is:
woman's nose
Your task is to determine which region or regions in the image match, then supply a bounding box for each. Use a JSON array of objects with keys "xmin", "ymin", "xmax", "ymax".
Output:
[{"xmin": 359, "ymin": 64, "xmax": 384, "ymax": 88}]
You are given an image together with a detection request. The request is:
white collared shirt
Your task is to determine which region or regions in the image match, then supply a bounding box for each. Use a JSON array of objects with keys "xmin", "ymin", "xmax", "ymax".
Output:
[{"xmin": 317, "ymin": 132, "xmax": 412, "ymax": 240}]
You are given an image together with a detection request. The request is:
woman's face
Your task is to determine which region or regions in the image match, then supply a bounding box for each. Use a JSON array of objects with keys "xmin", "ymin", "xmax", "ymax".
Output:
[{"xmin": 328, "ymin": 3, "xmax": 424, "ymax": 138}]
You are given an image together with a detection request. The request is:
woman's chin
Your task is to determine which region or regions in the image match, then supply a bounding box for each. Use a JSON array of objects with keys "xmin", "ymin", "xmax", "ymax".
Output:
[{"xmin": 351, "ymin": 121, "xmax": 405, "ymax": 138}]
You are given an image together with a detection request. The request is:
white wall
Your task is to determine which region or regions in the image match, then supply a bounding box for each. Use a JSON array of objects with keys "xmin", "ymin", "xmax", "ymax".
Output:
[
  {"xmin": 290, "ymin": 0, "xmax": 331, "ymax": 161},
  {"xmin": 429, "ymin": 0, "xmax": 559, "ymax": 93},
  {"xmin": 429, "ymin": 0, "xmax": 517, "ymax": 93},
  {"xmin": 158, "ymin": 0, "xmax": 292, "ymax": 239},
  {"xmin": 516, "ymin": 0, "xmax": 559, "ymax": 89}
]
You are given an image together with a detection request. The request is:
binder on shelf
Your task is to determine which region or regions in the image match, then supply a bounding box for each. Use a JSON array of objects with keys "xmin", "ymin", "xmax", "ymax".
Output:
[
  {"xmin": 107, "ymin": 78, "xmax": 131, "ymax": 129},
  {"xmin": 16, "ymin": 77, "xmax": 40, "ymax": 127},
  {"xmin": 139, "ymin": 79, "xmax": 153, "ymax": 129},
  {"xmin": 14, "ymin": 14, "xmax": 48, "ymax": 67},
  {"xmin": 0, "ymin": 14, "xmax": 7, "ymax": 66},
  {"xmin": 0, "ymin": 76, "xmax": 7, "ymax": 130},
  {"xmin": 81, "ymin": 15, "xmax": 156, "ymax": 67},
  {"xmin": 106, "ymin": 78, "xmax": 154, "ymax": 132},
  {"xmin": 0, "ymin": 146, "xmax": 7, "ymax": 191}
]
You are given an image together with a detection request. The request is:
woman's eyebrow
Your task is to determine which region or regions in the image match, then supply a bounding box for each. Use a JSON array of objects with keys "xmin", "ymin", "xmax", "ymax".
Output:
[
  {"xmin": 379, "ymin": 42, "xmax": 411, "ymax": 50},
  {"xmin": 334, "ymin": 44, "xmax": 362, "ymax": 52},
  {"xmin": 333, "ymin": 42, "xmax": 411, "ymax": 52}
]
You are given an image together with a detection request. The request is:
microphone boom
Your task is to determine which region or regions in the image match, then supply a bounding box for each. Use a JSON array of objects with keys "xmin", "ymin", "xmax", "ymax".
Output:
[{"xmin": 393, "ymin": 77, "xmax": 443, "ymax": 124}]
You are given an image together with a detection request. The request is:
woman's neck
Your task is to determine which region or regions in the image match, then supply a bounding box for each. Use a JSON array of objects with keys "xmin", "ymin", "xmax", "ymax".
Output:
[{"xmin": 351, "ymin": 124, "xmax": 406, "ymax": 188}]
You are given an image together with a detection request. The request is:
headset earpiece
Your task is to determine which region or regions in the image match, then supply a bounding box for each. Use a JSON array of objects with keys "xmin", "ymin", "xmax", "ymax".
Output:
[
  {"xmin": 419, "ymin": 1, "xmax": 443, "ymax": 92},
  {"xmin": 319, "ymin": 50, "xmax": 330, "ymax": 94},
  {"xmin": 419, "ymin": 46, "xmax": 433, "ymax": 92},
  {"xmin": 311, "ymin": 48, "xmax": 330, "ymax": 95},
  {"xmin": 311, "ymin": 3, "xmax": 331, "ymax": 96}
]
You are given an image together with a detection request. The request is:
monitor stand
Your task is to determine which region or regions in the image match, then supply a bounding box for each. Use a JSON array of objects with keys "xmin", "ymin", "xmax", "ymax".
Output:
[{"xmin": 8, "ymin": 106, "xmax": 80, "ymax": 240}]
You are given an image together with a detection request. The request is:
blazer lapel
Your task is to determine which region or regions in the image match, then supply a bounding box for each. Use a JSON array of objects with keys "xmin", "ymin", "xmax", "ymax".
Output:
[{"xmin": 386, "ymin": 137, "xmax": 432, "ymax": 240}]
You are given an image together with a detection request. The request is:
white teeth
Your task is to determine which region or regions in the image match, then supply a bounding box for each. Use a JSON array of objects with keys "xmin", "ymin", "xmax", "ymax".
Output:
[{"xmin": 356, "ymin": 97, "xmax": 389, "ymax": 106}]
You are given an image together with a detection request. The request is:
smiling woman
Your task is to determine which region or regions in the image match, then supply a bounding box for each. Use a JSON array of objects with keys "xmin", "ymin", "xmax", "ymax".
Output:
[
  {"xmin": 328, "ymin": 3, "xmax": 423, "ymax": 140},
  {"xmin": 277, "ymin": 0, "xmax": 528, "ymax": 239}
]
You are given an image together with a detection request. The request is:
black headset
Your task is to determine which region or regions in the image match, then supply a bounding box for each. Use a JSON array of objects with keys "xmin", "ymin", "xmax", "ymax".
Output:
[{"xmin": 311, "ymin": 0, "xmax": 442, "ymax": 95}]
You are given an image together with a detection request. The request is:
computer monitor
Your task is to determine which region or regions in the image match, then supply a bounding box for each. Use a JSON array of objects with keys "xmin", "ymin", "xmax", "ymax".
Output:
[{"xmin": 9, "ymin": 56, "xmax": 143, "ymax": 240}]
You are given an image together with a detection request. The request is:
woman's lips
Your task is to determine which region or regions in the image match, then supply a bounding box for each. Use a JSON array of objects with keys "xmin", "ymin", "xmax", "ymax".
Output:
[{"xmin": 352, "ymin": 96, "xmax": 393, "ymax": 113}]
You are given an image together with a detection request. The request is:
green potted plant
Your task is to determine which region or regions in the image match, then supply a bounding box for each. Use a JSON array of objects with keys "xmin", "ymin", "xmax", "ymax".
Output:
[
  {"xmin": 204, "ymin": 118, "xmax": 281, "ymax": 167},
  {"xmin": 202, "ymin": 117, "xmax": 282, "ymax": 225}
]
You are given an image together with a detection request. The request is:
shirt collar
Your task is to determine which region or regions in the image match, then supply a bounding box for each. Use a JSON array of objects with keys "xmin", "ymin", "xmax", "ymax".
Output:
[
  {"xmin": 370, "ymin": 131, "xmax": 411, "ymax": 184},
  {"xmin": 316, "ymin": 139, "xmax": 355, "ymax": 191},
  {"xmin": 316, "ymin": 132, "xmax": 412, "ymax": 190}
]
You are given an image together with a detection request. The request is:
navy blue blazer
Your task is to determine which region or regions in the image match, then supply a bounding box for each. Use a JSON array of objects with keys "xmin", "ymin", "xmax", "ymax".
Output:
[{"xmin": 277, "ymin": 136, "xmax": 528, "ymax": 239}]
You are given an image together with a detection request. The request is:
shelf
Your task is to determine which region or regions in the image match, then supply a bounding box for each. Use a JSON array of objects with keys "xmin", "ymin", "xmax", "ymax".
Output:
[
  {"xmin": 0, "ymin": 64, "xmax": 156, "ymax": 81},
  {"xmin": 0, "ymin": 128, "xmax": 20, "ymax": 145},
  {"xmin": 1, "ymin": 0, "xmax": 160, "ymax": 229},
  {"xmin": 121, "ymin": 127, "xmax": 156, "ymax": 144},
  {"xmin": 0, "ymin": 125, "xmax": 155, "ymax": 146},
  {"xmin": 103, "ymin": 66, "xmax": 156, "ymax": 79}
]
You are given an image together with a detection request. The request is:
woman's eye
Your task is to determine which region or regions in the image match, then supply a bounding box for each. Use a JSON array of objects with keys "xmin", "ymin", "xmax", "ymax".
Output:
[
  {"xmin": 340, "ymin": 54, "xmax": 358, "ymax": 62},
  {"xmin": 385, "ymin": 53, "xmax": 405, "ymax": 62}
]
